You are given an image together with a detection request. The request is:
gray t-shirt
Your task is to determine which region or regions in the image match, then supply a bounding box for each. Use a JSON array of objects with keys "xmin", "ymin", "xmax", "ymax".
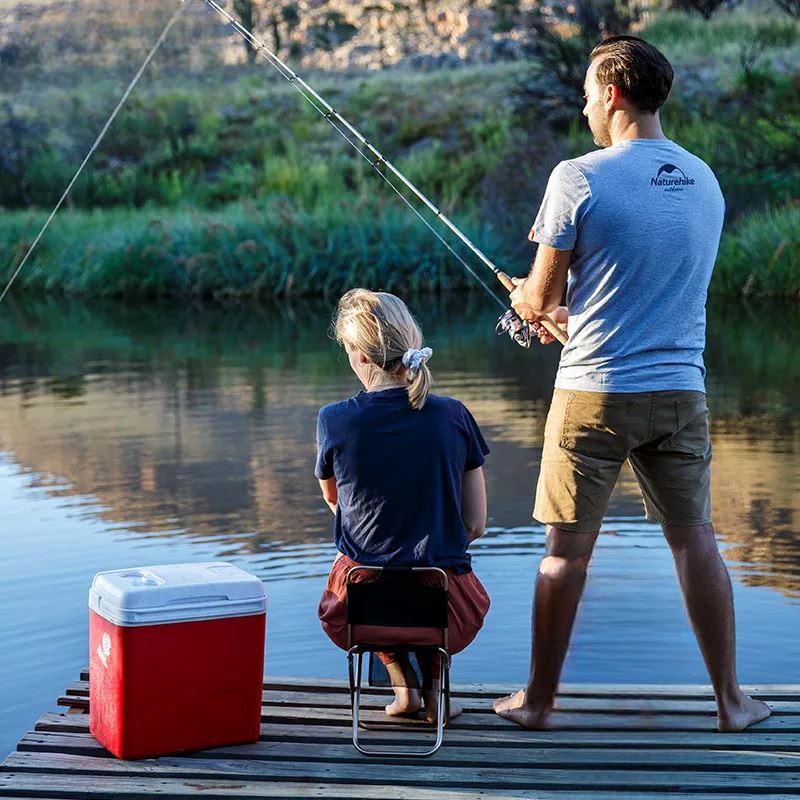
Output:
[{"xmin": 532, "ymin": 139, "xmax": 725, "ymax": 392}]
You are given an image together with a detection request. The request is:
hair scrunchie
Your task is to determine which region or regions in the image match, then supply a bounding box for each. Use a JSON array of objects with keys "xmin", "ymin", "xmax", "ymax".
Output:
[{"xmin": 402, "ymin": 347, "xmax": 432, "ymax": 374}]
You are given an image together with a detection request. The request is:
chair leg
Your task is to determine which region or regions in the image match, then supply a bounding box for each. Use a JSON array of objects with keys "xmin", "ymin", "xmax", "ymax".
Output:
[
  {"xmin": 347, "ymin": 649, "xmax": 356, "ymax": 704},
  {"xmin": 348, "ymin": 646, "xmax": 448, "ymax": 758},
  {"xmin": 441, "ymin": 648, "xmax": 452, "ymax": 726}
]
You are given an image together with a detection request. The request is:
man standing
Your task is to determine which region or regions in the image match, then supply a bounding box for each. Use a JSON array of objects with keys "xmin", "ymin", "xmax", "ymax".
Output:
[{"xmin": 493, "ymin": 36, "xmax": 770, "ymax": 732}]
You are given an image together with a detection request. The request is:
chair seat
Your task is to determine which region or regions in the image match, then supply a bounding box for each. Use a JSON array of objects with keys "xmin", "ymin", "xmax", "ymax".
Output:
[{"xmin": 351, "ymin": 624, "xmax": 444, "ymax": 648}]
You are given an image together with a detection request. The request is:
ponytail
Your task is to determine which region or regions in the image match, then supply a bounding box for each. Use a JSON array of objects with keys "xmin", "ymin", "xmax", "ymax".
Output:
[{"xmin": 407, "ymin": 361, "xmax": 431, "ymax": 410}]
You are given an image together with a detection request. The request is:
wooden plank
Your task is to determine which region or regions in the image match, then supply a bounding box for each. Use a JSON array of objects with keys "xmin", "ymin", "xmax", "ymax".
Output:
[
  {"xmin": 258, "ymin": 692, "xmax": 800, "ymax": 715},
  {"xmin": 263, "ymin": 675, "xmax": 800, "ymax": 696},
  {"xmin": 31, "ymin": 712, "xmax": 800, "ymax": 750},
  {"xmin": 2, "ymin": 773, "xmax": 795, "ymax": 800},
  {"xmin": 72, "ymin": 675, "xmax": 800, "ymax": 701},
  {"xmin": 16, "ymin": 731, "xmax": 800, "ymax": 771},
  {"xmin": 258, "ymin": 704, "xmax": 795, "ymax": 733},
  {"xmin": 59, "ymin": 682, "xmax": 800, "ymax": 714},
  {"xmin": 4, "ymin": 751, "xmax": 800, "ymax": 792},
  {"xmin": 52, "ymin": 697, "xmax": 790, "ymax": 731},
  {"xmin": 57, "ymin": 687, "xmax": 800, "ymax": 721}
]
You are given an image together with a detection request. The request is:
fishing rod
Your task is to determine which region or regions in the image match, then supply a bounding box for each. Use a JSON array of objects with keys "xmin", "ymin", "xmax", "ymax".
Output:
[
  {"xmin": 193, "ymin": 0, "xmax": 567, "ymax": 348},
  {"xmin": 1, "ymin": 0, "xmax": 566, "ymax": 347}
]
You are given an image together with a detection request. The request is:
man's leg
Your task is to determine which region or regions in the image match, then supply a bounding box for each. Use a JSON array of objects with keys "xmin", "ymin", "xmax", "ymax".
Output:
[
  {"xmin": 663, "ymin": 522, "xmax": 771, "ymax": 732},
  {"xmin": 493, "ymin": 525, "xmax": 599, "ymax": 729}
]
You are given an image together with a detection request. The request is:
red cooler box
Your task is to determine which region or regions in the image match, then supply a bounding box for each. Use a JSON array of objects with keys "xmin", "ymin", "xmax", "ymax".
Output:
[{"xmin": 89, "ymin": 562, "xmax": 267, "ymax": 759}]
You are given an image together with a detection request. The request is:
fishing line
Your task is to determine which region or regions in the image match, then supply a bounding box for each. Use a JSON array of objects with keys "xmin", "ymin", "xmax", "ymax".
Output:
[
  {"xmin": 196, "ymin": 0, "xmax": 564, "ymax": 347},
  {"xmin": 198, "ymin": 0, "xmax": 506, "ymax": 308},
  {"xmin": 0, "ymin": 1, "xmax": 190, "ymax": 305},
  {"xmin": 318, "ymin": 114, "xmax": 505, "ymax": 309}
]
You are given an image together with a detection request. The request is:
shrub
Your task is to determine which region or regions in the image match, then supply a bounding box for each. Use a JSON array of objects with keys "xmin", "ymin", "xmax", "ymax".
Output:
[
  {"xmin": 514, "ymin": 0, "xmax": 638, "ymax": 128},
  {"xmin": 669, "ymin": 0, "xmax": 726, "ymax": 19},
  {"xmin": 773, "ymin": 0, "xmax": 800, "ymax": 18},
  {"xmin": 714, "ymin": 204, "xmax": 800, "ymax": 298},
  {"xmin": 0, "ymin": 200, "xmax": 513, "ymax": 299}
]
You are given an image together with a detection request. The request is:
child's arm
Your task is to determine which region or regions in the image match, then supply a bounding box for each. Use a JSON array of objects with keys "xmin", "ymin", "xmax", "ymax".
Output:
[
  {"xmin": 319, "ymin": 477, "xmax": 338, "ymax": 514},
  {"xmin": 462, "ymin": 467, "xmax": 487, "ymax": 543}
]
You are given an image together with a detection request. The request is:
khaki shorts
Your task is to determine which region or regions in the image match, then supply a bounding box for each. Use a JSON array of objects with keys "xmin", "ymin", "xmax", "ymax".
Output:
[{"xmin": 534, "ymin": 388, "xmax": 712, "ymax": 532}]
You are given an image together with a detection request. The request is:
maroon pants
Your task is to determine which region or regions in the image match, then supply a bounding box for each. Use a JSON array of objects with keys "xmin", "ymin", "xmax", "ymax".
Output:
[{"xmin": 318, "ymin": 555, "xmax": 490, "ymax": 669}]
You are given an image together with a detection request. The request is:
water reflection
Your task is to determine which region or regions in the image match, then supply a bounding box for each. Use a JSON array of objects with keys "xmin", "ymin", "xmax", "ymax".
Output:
[{"xmin": 1, "ymin": 295, "xmax": 799, "ymax": 590}]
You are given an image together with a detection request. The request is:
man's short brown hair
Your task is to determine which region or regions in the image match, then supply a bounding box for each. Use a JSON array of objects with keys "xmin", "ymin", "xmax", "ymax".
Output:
[{"xmin": 590, "ymin": 36, "xmax": 673, "ymax": 114}]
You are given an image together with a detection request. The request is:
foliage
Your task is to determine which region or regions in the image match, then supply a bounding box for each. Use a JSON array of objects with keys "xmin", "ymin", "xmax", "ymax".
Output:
[
  {"xmin": 713, "ymin": 204, "xmax": 800, "ymax": 299},
  {"xmin": 669, "ymin": 0, "xmax": 727, "ymax": 20},
  {"xmin": 0, "ymin": 200, "xmax": 512, "ymax": 299},
  {"xmin": 642, "ymin": 9, "xmax": 799, "ymax": 51},
  {"xmin": 0, "ymin": 64, "xmax": 522, "ymax": 213},
  {"xmin": 1, "ymin": 6, "xmax": 799, "ymax": 299},
  {"xmin": 513, "ymin": 0, "xmax": 638, "ymax": 128},
  {"xmin": 2, "ymin": 196, "xmax": 797, "ymax": 300},
  {"xmin": 773, "ymin": 0, "xmax": 800, "ymax": 18}
]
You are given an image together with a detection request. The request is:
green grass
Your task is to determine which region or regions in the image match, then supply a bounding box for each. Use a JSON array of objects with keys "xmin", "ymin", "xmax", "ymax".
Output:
[
  {"xmin": 713, "ymin": 204, "xmax": 800, "ymax": 299},
  {"xmin": 3, "ymin": 199, "xmax": 797, "ymax": 300},
  {"xmin": 0, "ymin": 62, "xmax": 525, "ymax": 213},
  {"xmin": 644, "ymin": 8, "xmax": 799, "ymax": 50},
  {"xmin": 0, "ymin": 200, "xmax": 512, "ymax": 299}
]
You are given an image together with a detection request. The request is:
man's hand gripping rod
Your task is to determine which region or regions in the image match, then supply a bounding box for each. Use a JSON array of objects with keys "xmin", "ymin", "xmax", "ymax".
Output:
[
  {"xmin": 494, "ymin": 272, "xmax": 568, "ymax": 347},
  {"xmin": 195, "ymin": 0, "xmax": 568, "ymax": 349}
]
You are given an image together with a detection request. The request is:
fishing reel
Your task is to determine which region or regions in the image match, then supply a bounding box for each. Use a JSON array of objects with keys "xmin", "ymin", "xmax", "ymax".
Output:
[{"xmin": 496, "ymin": 309, "xmax": 535, "ymax": 349}]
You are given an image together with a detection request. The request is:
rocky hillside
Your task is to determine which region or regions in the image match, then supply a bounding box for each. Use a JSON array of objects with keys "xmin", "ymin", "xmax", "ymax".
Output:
[{"xmin": 0, "ymin": 0, "xmax": 555, "ymax": 73}]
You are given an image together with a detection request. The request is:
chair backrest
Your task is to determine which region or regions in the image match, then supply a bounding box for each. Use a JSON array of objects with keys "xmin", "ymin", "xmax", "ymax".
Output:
[{"xmin": 346, "ymin": 567, "xmax": 448, "ymax": 630}]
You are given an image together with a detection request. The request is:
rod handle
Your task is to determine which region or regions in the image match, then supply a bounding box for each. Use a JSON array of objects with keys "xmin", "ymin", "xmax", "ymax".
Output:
[{"xmin": 497, "ymin": 272, "xmax": 568, "ymax": 346}]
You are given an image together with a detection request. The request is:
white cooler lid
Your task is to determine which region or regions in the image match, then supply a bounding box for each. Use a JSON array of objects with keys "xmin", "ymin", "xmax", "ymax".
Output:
[{"xmin": 89, "ymin": 562, "xmax": 267, "ymax": 627}]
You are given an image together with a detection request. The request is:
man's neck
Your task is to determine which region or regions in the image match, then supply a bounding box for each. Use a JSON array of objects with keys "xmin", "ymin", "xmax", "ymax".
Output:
[{"xmin": 609, "ymin": 112, "xmax": 667, "ymax": 146}]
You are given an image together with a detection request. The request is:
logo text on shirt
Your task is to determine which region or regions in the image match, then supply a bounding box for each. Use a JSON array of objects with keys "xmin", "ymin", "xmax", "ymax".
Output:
[{"xmin": 651, "ymin": 163, "xmax": 695, "ymax": 192}]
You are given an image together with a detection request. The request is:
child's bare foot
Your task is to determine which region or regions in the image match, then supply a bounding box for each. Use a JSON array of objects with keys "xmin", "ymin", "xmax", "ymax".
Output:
[
  {"xmin": 423, "ymin": 683, "xmax": 462, "ymax": 724},
  {"xmin": 493, "ymin": 689, "xmax": 552, "ymax": 729},
  {"xmin": 383, "ymin": 658, "xmax": 422, "ymax": 716},
  {"xmin": 385, "ymin": 687, "xmax": 422, "ymax": 717},
  {"xmin": 717, "ymin": 694, "xmax": 771, "ymax": 732}
]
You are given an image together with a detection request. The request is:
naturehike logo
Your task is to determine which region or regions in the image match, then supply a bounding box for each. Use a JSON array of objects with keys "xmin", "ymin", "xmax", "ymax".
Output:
[{"xmin": 651, "ymin": 163, "xmax": 695, "ymax": 192}]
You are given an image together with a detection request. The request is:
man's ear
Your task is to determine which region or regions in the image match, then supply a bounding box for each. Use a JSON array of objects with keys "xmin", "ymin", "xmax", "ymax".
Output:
[
  {"xmin": 606, "ymin": 83, "xmax": 623, "ymax": 109},
  {"xmin": 358, "ymin": 350, "xmax": 371, "ymax": 365}
]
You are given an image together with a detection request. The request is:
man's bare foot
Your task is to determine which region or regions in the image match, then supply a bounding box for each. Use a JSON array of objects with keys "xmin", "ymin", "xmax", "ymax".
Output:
[
  {"xmin": 423, "ymin": 684, "xmax": 463, "ymax": 724},
  {"xmin": 385, "ymin": 687, "xmax": 422, "ymax": 717},
  {"xmin": 493, "ymin": 689, "xmax": 552, "ymax": 730},
  {"xmin": 717, "ymin": 695, "xmax": 771, "ymax": 732}
]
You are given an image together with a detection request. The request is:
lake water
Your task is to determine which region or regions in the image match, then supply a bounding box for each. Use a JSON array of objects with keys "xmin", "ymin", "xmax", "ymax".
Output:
[{"xmin": 1, "ymin": 294, "xmax": 799, "ymax": 757}]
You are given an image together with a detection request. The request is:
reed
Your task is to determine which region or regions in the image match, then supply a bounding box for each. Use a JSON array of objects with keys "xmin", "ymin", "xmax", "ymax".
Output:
[
  {"xmin": 713, "ymin": 204, "xmax": 800, "ymax": 299},
  {"xmin": 0, "ymin": 201, "xmax": 510, "ymax": 299}
]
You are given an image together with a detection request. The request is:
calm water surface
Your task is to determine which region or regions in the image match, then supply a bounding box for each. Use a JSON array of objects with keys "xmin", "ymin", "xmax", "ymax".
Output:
[{"xmin": 1, "ymin": 295, "xmax": 799, "ymax": 756}]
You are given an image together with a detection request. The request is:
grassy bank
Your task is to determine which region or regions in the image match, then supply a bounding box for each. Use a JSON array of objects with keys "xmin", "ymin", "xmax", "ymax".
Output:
[
  {"xmin": 3, "ymin": 200, "xmax": 797, "ymax": 300},
  {"xmin": 0, "ymin": 201, "xmax": 511, "ymax": 298},
  {"xmin": 1, "ymin": 7, "xmax": 798, "ymax": 298}
]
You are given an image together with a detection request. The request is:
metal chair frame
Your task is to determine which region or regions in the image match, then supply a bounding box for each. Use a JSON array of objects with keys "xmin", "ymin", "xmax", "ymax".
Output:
[{"xmin": 345, "ymin": 565, "xmax": 451, "ymax": 757}]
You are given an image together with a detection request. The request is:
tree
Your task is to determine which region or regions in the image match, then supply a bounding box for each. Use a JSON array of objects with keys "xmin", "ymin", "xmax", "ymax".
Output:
[
  {"xmin": 233, "ymin": 0, "xmax": 259, "ymax": 63},
  {"xmin": 669, "ymin": 0, "xmax": 726, "ymax": 19},
  {"xmin": 772, "ymin": 0, "xmax": 800, "ymax": 17},
  {"xmin": 514, "ymin": 0, "xmax": 639, "ymax": 128}
]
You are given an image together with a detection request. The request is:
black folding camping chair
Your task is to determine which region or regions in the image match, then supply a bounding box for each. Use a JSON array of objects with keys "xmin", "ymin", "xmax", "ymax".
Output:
[{"xmin": 345, "ymin": 565, "xmax": 451, "ymax": 757}]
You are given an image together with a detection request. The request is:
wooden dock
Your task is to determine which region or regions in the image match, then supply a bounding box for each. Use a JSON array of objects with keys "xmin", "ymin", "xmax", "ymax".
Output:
[{"xmin": 2, "ymin": 671, "xmax": 799, "ymax": 798}]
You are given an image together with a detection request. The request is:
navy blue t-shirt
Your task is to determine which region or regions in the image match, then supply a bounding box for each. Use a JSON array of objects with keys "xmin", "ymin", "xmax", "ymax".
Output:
[{"xmin": 315, "ymin": 388, "xmax": 490, "ymax": 574}]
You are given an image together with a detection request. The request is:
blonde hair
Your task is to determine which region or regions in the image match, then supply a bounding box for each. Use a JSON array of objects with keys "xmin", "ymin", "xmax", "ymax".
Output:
[{"xmin": 334, "ymin": 288, "xmax": 432, "ymax": 410}]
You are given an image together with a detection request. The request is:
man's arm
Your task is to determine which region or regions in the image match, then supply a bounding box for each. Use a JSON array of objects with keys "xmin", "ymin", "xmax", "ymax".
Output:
[
  {"xmin": 319, "ymin": 477, "xmax": 337, "ymax": 514},
  {"xmin": 510, "ymin": 243, "xmax": 572, "ymax": 321}
]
